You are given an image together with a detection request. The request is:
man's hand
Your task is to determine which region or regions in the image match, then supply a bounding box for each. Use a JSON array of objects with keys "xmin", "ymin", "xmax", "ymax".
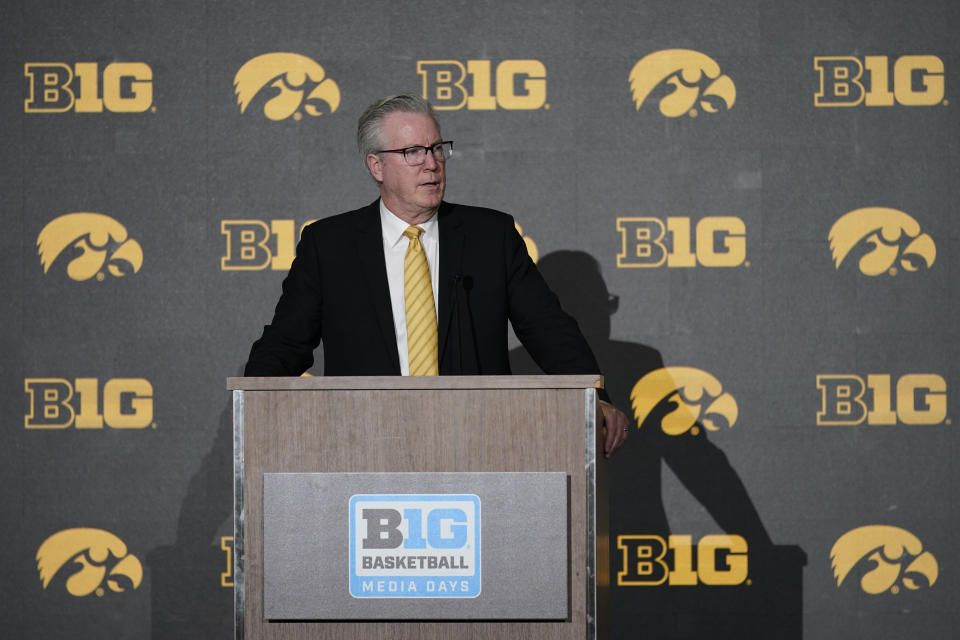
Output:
[{"xmin": 599, "ymin": 399, "xmax": 630, "ymax": 458}]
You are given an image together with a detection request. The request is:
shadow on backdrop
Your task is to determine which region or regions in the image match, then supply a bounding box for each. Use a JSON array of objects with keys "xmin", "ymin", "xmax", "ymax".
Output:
[
  {"xmin": 509, "ymin": 251, "xmax": 806, "ymax": 639},
  {"xmin": 147, "ymin": 384, "xmax": 235, "ymax": 638}
]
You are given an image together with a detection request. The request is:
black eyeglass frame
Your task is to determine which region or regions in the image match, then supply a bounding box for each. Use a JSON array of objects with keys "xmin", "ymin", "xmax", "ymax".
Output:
[{"xmin": 375, "ymin": 141, "xmax": 454, "ymax": 165}]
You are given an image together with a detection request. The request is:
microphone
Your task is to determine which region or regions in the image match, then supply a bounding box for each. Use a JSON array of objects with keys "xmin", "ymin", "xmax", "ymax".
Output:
[
  {"xmin": 450, "ymin": 274, "xmax": 463, "ymax": 374},
  {"xmin": 448, "ymin": 274, "xmax": 481, "ymax": 374}
]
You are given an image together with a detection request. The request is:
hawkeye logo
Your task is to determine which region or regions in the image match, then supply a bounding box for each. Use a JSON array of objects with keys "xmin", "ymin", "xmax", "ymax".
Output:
[
  {"xmin": 831, "ymin": 526, "xmax": 938, "ymax": 594},
  {"xmin": 815, "ymin": 56, "xmax": 946, "ymax": 107},
  {"xmin": 629, "ymin": 50, "xmax": 736, "ymax": 118},
  {"xmin": 816, "ymin": 374, "xmax": 948, "ymax": 426},
  {"xmin": 234, "ymin": 53, "xmax": 340, "ymax": 121},
  {"xmin": 829, "ymin": 208, "xmax": 935, "ymax": 276},
  {"xmin": 418, "ymin": 60, "xmax": 547, "ymax": 110},
  {"xmin": 37, "ymin": 528, "xmax": 143, "ymax": 597},
  {"xmin": 38, "ymin": 213, "xmax": 143, "ymax": 281},
  {"xmin": 618, "ymin": 535, "xmax": 748, "ymax": 586},
  {"xmin": 25, "ymin": 378, "xmax": 155, "ymax": 429},
  {"xmin": 630, "ymin": 367, "xmax": 738, "ymax": 436},
  {"xmin": 25, "ymin": 62, "xmax": 154, "ymax": 113},
  {"xmin": 617, "ymin": 217, "xmax": 747, "ymax": 268}
]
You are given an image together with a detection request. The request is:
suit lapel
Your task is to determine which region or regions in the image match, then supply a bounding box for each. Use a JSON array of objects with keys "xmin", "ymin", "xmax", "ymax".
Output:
[
  {"xmin": 437, "ymin": 202, "xmax": 465, "ymax": 370},
  {"xmin": 354, "ymin": 200, "xmax": 401, "ymax": 374}
]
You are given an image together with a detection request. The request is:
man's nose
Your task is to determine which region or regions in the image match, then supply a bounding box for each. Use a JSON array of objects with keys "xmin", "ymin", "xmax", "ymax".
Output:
[{"xmin": 422, "ymin": 149, "xmax": 439, "ymax": 170}]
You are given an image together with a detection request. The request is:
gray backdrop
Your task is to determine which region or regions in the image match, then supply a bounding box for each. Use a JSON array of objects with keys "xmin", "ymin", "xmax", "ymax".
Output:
[{"xmin": 3, "ymin": 0, "xmax": 958, "ymax": 638}]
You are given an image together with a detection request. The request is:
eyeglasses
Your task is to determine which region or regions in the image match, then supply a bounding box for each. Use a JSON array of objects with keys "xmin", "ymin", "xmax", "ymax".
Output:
[{"xmin": 376, "ymin": 141, "xmax": 454, "ymax": 166}]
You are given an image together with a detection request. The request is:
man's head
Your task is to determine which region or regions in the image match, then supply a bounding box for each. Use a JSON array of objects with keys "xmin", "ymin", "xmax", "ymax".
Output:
[
  {"xmin": 358, "ymin": 94, "xmax": 448, "ymax": 224},
  {"xmin": 538, "ymin": 251, "xmax": 616, "ymax": 342}
]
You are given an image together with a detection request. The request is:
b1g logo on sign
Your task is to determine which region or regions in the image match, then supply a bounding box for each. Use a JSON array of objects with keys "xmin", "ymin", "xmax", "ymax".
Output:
[{"xmin": 349, "ymin": 494, "xmax": 481, "ymax": 598}]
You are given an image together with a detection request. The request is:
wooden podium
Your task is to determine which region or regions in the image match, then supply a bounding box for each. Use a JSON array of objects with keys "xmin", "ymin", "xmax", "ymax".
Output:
[{"xmin": 228, "ymin": 375, "xmax": 609, "ymax": 639}]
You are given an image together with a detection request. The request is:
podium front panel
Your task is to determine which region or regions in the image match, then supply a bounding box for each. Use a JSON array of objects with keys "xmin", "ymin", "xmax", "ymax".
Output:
[{"xmin": 263, "ymin": 471, "xmax": 568, "ymax": 619}]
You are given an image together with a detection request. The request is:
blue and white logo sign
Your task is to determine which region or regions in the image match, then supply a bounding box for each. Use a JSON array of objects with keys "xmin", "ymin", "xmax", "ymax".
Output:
[{"xmin": 349, "ymin": 494, "xmax": 481, "ymax": 598}]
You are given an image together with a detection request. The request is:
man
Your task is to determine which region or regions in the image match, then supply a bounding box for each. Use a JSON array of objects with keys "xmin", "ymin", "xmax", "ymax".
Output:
[{"xmin": 244, "ymin": 93, "xmax": 629, "ymax": 456}]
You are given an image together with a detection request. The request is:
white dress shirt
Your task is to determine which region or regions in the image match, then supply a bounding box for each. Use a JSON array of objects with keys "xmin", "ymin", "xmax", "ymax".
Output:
[{"xmin": 379, "ymin": 200, "xmax": 440, "ymax": 375}]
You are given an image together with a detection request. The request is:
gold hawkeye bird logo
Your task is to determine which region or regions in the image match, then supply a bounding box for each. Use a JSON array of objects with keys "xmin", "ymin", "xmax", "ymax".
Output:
[
  {"xmin": 234, "ymin": 52, "xmax": 341, "ymax": 121},
  {"xmin": 629, "ymin": 49, "xmax": 736, "ymax": 118},
  {"xmin": 37, "ymin": 213, "xmax": 143, "ymax": 281},
  {"xmin": 831, "ymin": 525, "xmax": 938, "ymax": 594},
  {"xmin": 630, "ymin": 367, "xmax": 738, "ymax": 435},
  {"xmin": 36, "ymin": 528, "xmax": 143, "ymax": 597},
  {"xmin": 828, "ymin": 207, "xmax": 936, "ymax": 276}
]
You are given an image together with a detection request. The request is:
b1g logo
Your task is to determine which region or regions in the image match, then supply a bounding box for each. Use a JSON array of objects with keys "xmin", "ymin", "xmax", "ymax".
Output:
[
  {"xmin": 831, "ymin": 526, "xmax": 938, "ymax": 594},
  {"xmin": 221, "ymin": 220, "xmax": 536, "ymax": 270},
  {"xmin": 38, "ymin": 213, "xmax": 143, "ymax": 281},
  {"xmin": 418, "ymin": 60, "xmax": 547, "ymax": 110},
  {"xmin": 25, "ymin": 378, "xmax": 155, "ymax": 429},
  {"xmin": 234, "ymin": 53, "xmax": 341, "ymax": 121},
  {"xmin": 220, "ymin": 219, "xmax": 315, "ymax": 271},
  {"xmin": 814, "ymin": 56, "xmax": 945, "ymax": 107},
  {"xmin": 629, "ymin": 50, "xmax": 736, "ymax": 118},
  {"xmin": 349, "ymin": 494, "xmax": 481, "ymax": 598},
  {"xmin": 37, "ymin": 528, "xmax": 143, "ymax": 597},
  {"xmin": 816, "ymin": 374, "xmax": 947, "ymax": 426},
  {"xmin": 617, "ymin": 217, "xmax": 747, "ymax": 268},
  {"xmin": 630, "ymin": 367, "xmax": 738, "ymax": 436},
  {"xmin": 220, "ymin": 536, "xmax": 234, "ymax": 588},
  {"xmin": 24, "ymin": 62, "xmax": 154, "ymax": 113},
  {"xmin": 617, "ymin": 535, "xmax": 748, "ymax": 586},
  {"xmin": 829, "ymin": 207, "xmax": 935, "ymax": 276}
]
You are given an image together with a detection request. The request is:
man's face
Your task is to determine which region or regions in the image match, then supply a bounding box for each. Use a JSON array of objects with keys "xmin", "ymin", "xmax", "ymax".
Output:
[{"xmin": 366, "ymin": 111, "xmax": 445, "ymax": 224}]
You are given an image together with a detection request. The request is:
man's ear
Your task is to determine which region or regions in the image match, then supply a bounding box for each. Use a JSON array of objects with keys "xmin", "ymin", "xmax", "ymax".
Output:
[{"xmin": 366, "ymin": 153, "xmax": 383, "ymax": 182}]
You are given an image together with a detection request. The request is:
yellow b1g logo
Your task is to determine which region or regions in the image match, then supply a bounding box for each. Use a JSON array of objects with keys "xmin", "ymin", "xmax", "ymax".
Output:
[
  {"xmin": 219, "ymin": 219, "xmax": 528, "ymax": 270},
  {"xmin": 817, "ymin": 374, "xmax": 948, "ymax": 426},
  {"xmin": 418, "ymin": 60, "xmax": 547, "ymax": 110},
  {"xmin": 25, "ymin": 378, "xmax": 155, "ymax": 429},
  {"xmin": 814, "ymin": 55, "xmax": 945, "ymax": 107},
  {"xmin": 618, "ymin": 535, "xmax": 748, "ymax": 586},
  {"xmin": 617, "ymin": 217, "xmax": 746, "ymax": 268},
  {"xmin": 221, "ymin": 219, "xmax": 316, "ymax": 271},
  {"xmin": 24, "ymin": 62, "xmax": 154, "ymax": 113}
]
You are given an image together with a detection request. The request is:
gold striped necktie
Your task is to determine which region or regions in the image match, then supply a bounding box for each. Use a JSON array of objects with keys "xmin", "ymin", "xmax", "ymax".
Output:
[{"xmin": 403, "ymin": 226, "xmax": 438, "ymax": 376}]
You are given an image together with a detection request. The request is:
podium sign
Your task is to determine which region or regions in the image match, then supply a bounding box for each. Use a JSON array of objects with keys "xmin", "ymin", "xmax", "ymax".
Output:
[{"xmin": 263, "ymin": 472, "xmax": 568, "ymax": 619}]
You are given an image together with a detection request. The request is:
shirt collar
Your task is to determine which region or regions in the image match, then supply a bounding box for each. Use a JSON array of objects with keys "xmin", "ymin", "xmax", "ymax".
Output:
[{"xmin": 380, "ymin": 199, "xmax": 438, "ymax": 248}]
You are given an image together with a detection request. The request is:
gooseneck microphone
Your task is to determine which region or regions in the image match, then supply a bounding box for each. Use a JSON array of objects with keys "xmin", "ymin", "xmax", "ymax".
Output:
[
  {"xmin": 450, "ymin": 274, "xmax": 464, "ymax": 374},
  {"xmin": 449, "ymin": 274, "xmax": 481, "ymax": 374}
]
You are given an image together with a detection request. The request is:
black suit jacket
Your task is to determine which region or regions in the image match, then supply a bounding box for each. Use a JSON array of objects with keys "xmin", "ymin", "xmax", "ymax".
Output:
[{"xmin": 244, "ymin": 200, "xmax": 602, "ymax": 379}]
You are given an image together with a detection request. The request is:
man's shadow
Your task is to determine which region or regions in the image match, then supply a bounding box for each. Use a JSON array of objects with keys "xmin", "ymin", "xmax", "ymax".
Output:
[
  {"xmin": 146, "ymin": 388, "xmax": 235, "ymax": 639},
  {"xmin": 509, "ymin": 251, "xmax": 805, "ymax": 639}
]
